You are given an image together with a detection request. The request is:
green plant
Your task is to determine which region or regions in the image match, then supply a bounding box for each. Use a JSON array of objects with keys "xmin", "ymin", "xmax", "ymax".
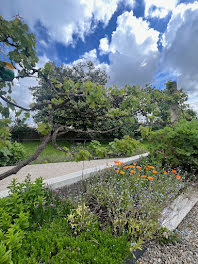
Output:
[
  {"xmin": 0, "ymin": 141, "xmax": 25, "ymax": 166},
  {"xmin": 108, "ymin": 135, "xmax": 145, "ymax": 156},
  {"xmin": 149, "ymin": 120, "xmax": 198, "ymax": 177},
  {"xmin": 0, "ymin": 242, "xmax": 13, "ymax": 264},
  {"xmin": 88, "ymin": 140, "xmax": 108, "ymax": 158}
]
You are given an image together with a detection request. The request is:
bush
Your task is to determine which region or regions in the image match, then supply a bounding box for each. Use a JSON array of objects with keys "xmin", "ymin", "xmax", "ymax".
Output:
[
  {"xmin": 148, "ymin": 120, "xmax": 198, "ymax": 176},
  {"xmin": 108, "ymin": 135, "xmax": 145, "ymax": 157},
  {"xmin": 0, "ymin": 141, "xmax": 25, "ymax": 167}
]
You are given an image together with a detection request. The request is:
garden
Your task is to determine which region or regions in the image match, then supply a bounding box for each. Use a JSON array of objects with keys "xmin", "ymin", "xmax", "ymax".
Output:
[{"xmin": 0, "ymin": 16, "xmax": 198, "ymax": 263}]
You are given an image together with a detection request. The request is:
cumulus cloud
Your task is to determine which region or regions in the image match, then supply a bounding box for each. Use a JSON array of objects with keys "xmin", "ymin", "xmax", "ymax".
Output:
[
  {"xmin": 99, "ymin": 37, "xmax": 110, "ymax": 55},
  {"xmin": 162, "ymin": 1, "xmax": 198, "ymax": 106},
  {"xmin": 104, "ymin": 11, "xmax": 160, "ymax": 87},
  {"xmin": 144, "ymin": 0, "xmax": 178, "ymax": 18},
  {"xmin": 1, "ymin": 0, "xmax": 134, "ymax": 45},
  {"xmin": 11, "ymin": 55, "xmax": 50, "ymax": 108}
]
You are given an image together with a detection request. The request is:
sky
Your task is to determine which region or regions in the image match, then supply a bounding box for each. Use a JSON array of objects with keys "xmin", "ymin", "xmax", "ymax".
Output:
[{"xmin": 1, "ymin": 0, "xmax": 198, "ymax": 114}]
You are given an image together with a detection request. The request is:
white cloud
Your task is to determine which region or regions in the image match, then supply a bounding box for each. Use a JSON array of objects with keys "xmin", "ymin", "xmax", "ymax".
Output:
[
  {"xmin": 162, "ymin": 2, "xmax": 198, "ymax": 106},
  {"xmin": 104, "ymin": 11, "xmax": 160, "ymax": 86},
  {"xmin": 99, "ymin": 37, "xmax": 110, "ymax": 54},
  {"xmin": 11, "ymin": 55, "xmax": 50, "ymax": 108},
  {"xmin": 144, "ymin": 0, "xmax": 178, "ymax": 18},
  {"xmin": 1, "ymin": 0, "xmax": 134, "ymax": 45}
]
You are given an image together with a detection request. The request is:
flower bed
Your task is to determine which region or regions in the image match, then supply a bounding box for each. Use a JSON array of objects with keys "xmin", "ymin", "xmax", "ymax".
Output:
[{"xmin": 0, "ymin": 158, "xmax": 186, "ymax": 263}]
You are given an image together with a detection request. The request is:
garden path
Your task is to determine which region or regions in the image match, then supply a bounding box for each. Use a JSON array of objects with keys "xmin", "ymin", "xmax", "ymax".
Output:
[{"xmin": 0, "ymin": 158, "xmax": 118, "ymax": 192}]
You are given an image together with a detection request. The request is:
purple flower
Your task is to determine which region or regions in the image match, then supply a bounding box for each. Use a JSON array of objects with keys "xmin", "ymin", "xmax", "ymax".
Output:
[
  {"xmin": 50, "ymin": 203, "xmax": 54, "ymax": 207},
  {"xmin": 54, "ymin": 189, "xmax": 59, "ymax": 194},
  {"xmin": 42, "ymin": 202, "xmax": 46, "ymax": 206}
]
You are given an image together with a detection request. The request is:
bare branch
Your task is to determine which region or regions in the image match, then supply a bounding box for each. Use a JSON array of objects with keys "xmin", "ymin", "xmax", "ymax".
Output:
[{"xmin": 0, "ymin": 95, "xmax": 51, "ymax": 111}]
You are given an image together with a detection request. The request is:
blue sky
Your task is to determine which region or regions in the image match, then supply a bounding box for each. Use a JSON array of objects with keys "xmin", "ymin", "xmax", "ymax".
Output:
[{"xmin": 1, "ymin": 0, "xmax": 198, "ymax": 113}]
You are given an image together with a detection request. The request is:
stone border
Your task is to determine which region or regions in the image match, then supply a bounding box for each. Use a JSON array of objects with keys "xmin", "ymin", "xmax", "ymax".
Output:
[
  {"xmin": 0, "ymin": 153, "xmax": 149, "ymax": 198},
  {"xmin": 159, "ymin": 186, "xmax": 198, "ymax": 231}
]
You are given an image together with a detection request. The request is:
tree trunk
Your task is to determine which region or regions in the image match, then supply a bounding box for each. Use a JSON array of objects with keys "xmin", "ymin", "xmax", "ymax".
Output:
[{"xmin": 0, "ymin": 132, "xmax": 51, "ymax": 180}]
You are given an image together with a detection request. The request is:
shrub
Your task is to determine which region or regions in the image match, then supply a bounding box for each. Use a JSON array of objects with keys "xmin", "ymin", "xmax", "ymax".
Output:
[
  {"xmin": 148, "ymin": 120, "xmax": 198, "ymax": 176},
  {"xmin": 0, "ymin": 141, "xmax": 25, "ymax": 167},
  {"xmin": 108, "ymin": 135, "xmax": 145, "ymax": 157}
]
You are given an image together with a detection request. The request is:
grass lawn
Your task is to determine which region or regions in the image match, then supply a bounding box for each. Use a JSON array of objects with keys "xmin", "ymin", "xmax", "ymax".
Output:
[{"xmin": 20, "ymin": 139, "xmax": 149, "ymax": 164}]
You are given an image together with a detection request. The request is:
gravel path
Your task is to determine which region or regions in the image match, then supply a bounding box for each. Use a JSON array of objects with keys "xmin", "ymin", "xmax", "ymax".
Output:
[{"xmin": 137, "ymin": 202, "xmax": 198, "ymax": 264}]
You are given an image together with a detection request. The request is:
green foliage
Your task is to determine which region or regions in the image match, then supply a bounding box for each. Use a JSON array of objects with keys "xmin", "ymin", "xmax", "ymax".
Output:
[
  {"xmin": 149, "ymin": 120, "xmax": 198, "ymax": 176},
  {"xmin": 108, "ymin": 135, "xmax": 145, "ymax": 156},
  {"xmin": 0, "ymin": 16, "xmax": 38, "ymax": 80},
  {"xmin": 73, "ymin": 149, "xmax": 92, "ymax": 162},
  {"xmin": 0, "ymin": 242, "xmax": 13, "ymax": 264},
  {"xmin": 139, "ymin": 126, "xmax": 152, "ymax": 139},
  {"xmin": 37, "ymin": 123, "xmax": 51, "ymax": 135},
  {"xmin": 0, "ymin": 141, "xmax": 25, "ymax": 166},
  {"xmin": 88, "ymin": 140, "xmax": 108, "ymax": 158},
  {"xmin": 12, "ymin": 219, "xmax": 130, "ymax": 264}
]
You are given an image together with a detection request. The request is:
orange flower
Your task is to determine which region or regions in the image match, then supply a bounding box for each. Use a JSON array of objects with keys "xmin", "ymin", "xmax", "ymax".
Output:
[
  {"xmin": 130, "ymin": 165, "xmax": 135, "ymax": 169},
  {"xmin": 106, "ymin": 162, "xmax": 109, "ymax": 166},
  {"xmin": 152, "ymin": 170, "xmax": 158, "ymax": 174},
  {"xmin": 133, "ymin": 162, "xmax": 136, "ymax": 165},
  {"xmin": 120, "ymin": 171, "xmax": 124, "ymax": 175},
  {"xmin": 148, "ymin": 166, "xmax": 155, "ymax": 169},
  {"xmin": 136, "ymin": 166, "xmax": 141, "ymax": 169},
  {"xmin": 114, "ymin": 167, "xmax": 118, "ymax": 169},
  {"xmin": 141, "ymin": 175, "xmax": 146, "ymax": 178},
  {"xmin": 148, "ymin": 176, "xmax": 153, "ymax": 180},
  {"xmin": 164, "ymin": 171, "xmax": 168, "ymax": 174},
  {"xmin": 123, "ymin": 166, "xmax": 128, "ymax": 169},
  {"xmin": 114, "ymin": 161, "xmax": 119, "ymax": 164},
  {"xmin": 121, "ymin": 162, "xmax": 125, "ymax": 165},
  {"xmin": 176, "ymin": 175, "xmax": 181, "ymax": 179},
  {"xmin": 138, "ymin": 175, "xmax": 140, "ymax": 177},
  {"xmin": 172, "ymin": 170, "xmax": 176, "ymax": 173},
  {"xmin": 116, "ymin": 170, "xmax": 119, "ymax": 173},
  {"xmin": 118, "ymin": 163, "xmax": 121, "ymax": 166},
  {"xmin": 130, "ymin": 170, "xmax": 136, "ymax": 174},
  {"xmin": 146, "ymin": 168, "xmax": 149, "ymax": 171}
]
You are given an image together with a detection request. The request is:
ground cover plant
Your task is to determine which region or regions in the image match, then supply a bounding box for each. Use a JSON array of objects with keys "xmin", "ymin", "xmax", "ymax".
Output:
[{"xmin": 0, "ymin": 157, "xmax": 186, "ymax": 263}]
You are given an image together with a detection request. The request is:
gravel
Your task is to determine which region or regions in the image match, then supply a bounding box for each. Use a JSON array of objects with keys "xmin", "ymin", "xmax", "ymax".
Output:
[{"xmin": 137, "ymin": 202, "xmax": 198, "ymax": 264}]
